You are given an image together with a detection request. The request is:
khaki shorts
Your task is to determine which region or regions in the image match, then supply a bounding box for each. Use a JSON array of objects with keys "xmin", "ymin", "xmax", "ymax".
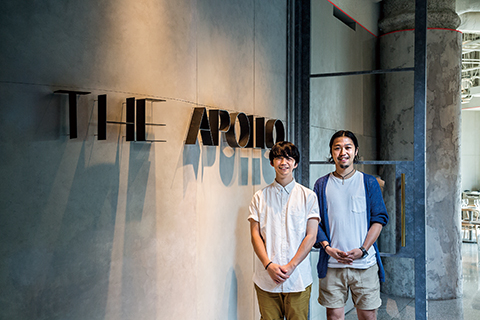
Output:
[
  {"xmin": 255, "ymin": 284, "xmax": 312, "ymax": 320},
  {"xmin": 318, "ymin": 264, "xmax": 381, "ymax": 310}
]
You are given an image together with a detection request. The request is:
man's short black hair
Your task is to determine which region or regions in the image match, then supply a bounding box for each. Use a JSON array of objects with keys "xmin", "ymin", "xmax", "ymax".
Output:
[
  {"xmin": 328, "ymin": 130, "xmax": 360, "ymax": 163},
  {"xmin": 269, "ymin": 141, "xmax": 300, "ymax": 165}
]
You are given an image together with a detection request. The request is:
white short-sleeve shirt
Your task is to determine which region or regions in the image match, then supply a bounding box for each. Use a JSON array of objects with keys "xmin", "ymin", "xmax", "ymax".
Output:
[{"xmin": 248, "ymin": 178, "xmax": 320, "ymax": 293}]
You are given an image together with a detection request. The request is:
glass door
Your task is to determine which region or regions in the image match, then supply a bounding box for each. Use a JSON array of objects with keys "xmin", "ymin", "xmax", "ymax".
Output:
[{"xmin": 289, "ymin": 0, "xmax": 428, "ymax": 319}]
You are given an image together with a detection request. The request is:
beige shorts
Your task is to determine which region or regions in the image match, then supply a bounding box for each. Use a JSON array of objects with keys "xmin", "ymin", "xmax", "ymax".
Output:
[{"xmin": 318, "ymin": 264, "xmax": 381, "ymax": 310}]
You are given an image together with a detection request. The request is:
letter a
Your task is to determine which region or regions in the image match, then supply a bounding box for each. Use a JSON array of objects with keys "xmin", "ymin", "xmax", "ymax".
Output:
[{"xmin": 185, "ymin": 107, "xmax": 214, "ymax": 145}]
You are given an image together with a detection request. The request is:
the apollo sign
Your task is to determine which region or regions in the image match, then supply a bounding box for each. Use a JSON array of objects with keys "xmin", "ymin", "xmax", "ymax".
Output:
[
  {"xmin": 54, "ymin": 90, "xmax": 285, "ymax": 147},
  {"xmin": 185, "ymin": 107, "xmax": 285, "ymax": 148}
]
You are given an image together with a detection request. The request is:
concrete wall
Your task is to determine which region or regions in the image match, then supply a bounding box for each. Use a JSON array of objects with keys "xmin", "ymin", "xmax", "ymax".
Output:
[
  {"xmin": 0, "ymin": 1, "xmax": 287, "ymax": 319},
  {"xmin": 379, "ymin": 28, "xmax": 463, "ymax": 300},
  {"xmin": 329, "ymin": 0, "xmax": 381, "ymax": 36},
  {"xmin": 310, "ymin": 0, "xmax": 379, "ymax": 186}
]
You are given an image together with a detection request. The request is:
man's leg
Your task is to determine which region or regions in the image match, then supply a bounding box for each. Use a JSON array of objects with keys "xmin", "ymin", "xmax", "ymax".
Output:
[
  {"xmin": 326, "ymin": 307, "xmax": 345, "ymax": 320},
  {"xmin": 254, "ymin": 284, "xmax": 284, "ymax": 320},
  {"xmin": 284, "ymin": 284, "xmax": 311, "ymax": 320},
  {"xmin": 356, "ymin": 309, "xmax": 376, "ymax": 320},
  {"xmin": 318, "ymin": 268, "xmax": 349, "ymax": 320},
  {"xmin": 349, "ymin": 265, "xmax": 381, "ymax": 320}
]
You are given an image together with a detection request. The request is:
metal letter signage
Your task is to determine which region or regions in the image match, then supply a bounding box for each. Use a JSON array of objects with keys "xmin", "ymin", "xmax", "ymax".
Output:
[
  {"xmin": 100, "ymin": 96, "xmax": 166, "ymax": 142},
  {"xmin": 135, "ymin": 98, "xmax": 167, "ymax": 142},
  {"xmin": 265, "ymin": 119, "xmax": 285, "ymax": 148},
  {"xmin": 209, "ymin": 109, "xmax": 230, "ymax": 146},
  {"xmin": 226, "ymin": 112, "xmax": 250, "ymax": 148},
  {"xmin": 185, "ymin": 107, "xmax": 285, "ymax": 148},
  {"xmin": 54, "ymin": 90, "xmax": 91, "ymax": 139},
  {"xmin": 53, "ymin": 89, "xmax": 283, "ymax": 147},
  {"xmin": 185, "ymin": 107, "xmax": 214, "ymax": 145},
  {"xmin": 97, "ymin": 96, "xmax": 142, "ymax": 141}
]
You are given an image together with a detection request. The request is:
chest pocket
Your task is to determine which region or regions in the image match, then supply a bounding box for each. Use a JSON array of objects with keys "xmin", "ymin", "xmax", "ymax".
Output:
[
  {"xmin": 351, "ymin": 196, "xmax": 366, "ymax": 213},
  {"xmin": 288, "ymin": 207, "xmax": 306, "ymax": 233}
]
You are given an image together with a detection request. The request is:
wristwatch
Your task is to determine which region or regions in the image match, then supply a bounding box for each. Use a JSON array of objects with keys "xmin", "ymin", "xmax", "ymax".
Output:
[{"xmin": 359, "ymin": 246, "xmax": 368, "ymax": 259}]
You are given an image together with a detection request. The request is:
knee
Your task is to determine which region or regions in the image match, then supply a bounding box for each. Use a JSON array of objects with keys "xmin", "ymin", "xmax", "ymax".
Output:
[
  {"xmin": 326, "ymin": 308, "xmax": 345, "ymax": 320},
  {"xmin": 356, "ymin": 308, "xmax": 376, "ymax": 320}
]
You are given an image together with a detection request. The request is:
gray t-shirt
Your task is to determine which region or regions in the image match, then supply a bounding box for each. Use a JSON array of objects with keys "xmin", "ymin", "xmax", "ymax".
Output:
[{"xmin": 326, "ymin": 171, "xmax": 376, "ymax": 269}]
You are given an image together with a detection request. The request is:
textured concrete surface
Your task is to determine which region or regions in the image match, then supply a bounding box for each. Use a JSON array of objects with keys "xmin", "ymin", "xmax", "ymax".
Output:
[
  {"xmin": 379, "ymin": 28, "xmax": 462, "ymax": 300},
  {"xmin": 379, "ymin": 0, "xmax": 460, "ymax": 34},
  {"xmin": 329, "ymin": 0, "xmax": 380, "ymax": 36},
  {"xmin": 310, "ymin": 0, "xmax": 378, "ymax": 166},
  {"xmin": 0, "ymin": 1, "xmax": 287, "ymax": 319}
]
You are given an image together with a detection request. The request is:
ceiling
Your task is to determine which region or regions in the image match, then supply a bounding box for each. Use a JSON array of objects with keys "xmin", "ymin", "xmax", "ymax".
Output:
[
  {"xmin": 462, "ymin": 33, "xmax": 480, "ymax": 108},
  {"xmin": 459, "ymin": 3, "xmax": 480, "ymax": 109}
]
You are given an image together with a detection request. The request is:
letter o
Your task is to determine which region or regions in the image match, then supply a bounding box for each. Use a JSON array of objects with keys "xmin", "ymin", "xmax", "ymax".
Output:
[
  {"xmin": 265, "ymin": 119, "xmax": 285, "ymax": 148},
  {"xmin": 226, "ymin": 112, "xmax": 250, "ymax": 148}
]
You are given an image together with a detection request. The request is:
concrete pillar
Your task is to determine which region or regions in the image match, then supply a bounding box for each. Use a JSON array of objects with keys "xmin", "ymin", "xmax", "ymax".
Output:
[{"xmin": 378, "ymin": 0, "xmax": 462, "ymax": 300}]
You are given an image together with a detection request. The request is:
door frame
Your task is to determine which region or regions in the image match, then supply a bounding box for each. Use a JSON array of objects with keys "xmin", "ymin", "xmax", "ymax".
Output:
[{"xmin": 288, "ymin": 0, "xmax": 428, "ymax": 319}]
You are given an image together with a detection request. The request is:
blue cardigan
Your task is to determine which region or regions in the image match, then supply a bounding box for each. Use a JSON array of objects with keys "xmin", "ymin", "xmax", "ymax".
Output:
[{"xmin": 313, "ymin": 172, "xmax": 389, "ymax": 282}]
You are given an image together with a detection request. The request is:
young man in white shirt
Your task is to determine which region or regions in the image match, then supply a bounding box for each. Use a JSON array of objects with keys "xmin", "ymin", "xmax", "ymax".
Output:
[
  {"xmin": 314, "ymin": 130, "xmax": 389, "ymax": 320},
  {"xmin": 248, "ymin": 141, "xmax": 320, "ymax": 320}
]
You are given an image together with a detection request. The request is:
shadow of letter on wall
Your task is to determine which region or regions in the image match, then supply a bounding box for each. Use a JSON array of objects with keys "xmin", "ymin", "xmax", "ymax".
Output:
[
  {"xmin": 220, "ymin": 138, "xmax": 235, "ymax": 186},
  {"xmin": 239, "ymin": 156, "xmax": 248, "ymax": 186},
  {"xmin": 224, "ymin": 268, "xmax": 238, "ymax": 320},
  {"xmin": 262, "ymin": 149, "xmax": 275, "ymax": 184},
  {"xmin": 183, "ymin": 143, "xmax": 201, "ymax": 180},
  {"xmin": 252, "ymin": 158, "xmax": 261, "ymax": 185}
]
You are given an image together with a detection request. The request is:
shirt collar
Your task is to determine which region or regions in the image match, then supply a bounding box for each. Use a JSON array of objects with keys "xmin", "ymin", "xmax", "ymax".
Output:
[{"xmin": 273, "ymin": 178, "xmax": 296, "ymax": 194}]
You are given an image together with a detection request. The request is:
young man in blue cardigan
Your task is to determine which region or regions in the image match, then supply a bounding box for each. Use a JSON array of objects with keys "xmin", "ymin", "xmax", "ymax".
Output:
[{"xmin": 314, "ymin": 130, "xmax": 389, "ymax": 320}]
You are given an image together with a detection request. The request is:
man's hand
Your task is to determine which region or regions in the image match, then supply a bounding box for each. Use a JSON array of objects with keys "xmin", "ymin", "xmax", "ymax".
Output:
[
  {"xmin": 345, "ymin": 248, "xmax": 364, "ymax": 261},
  {"xmin": 325, "ymin": 246, "xmax": 353, "ymax": 264},
  {"xmin": 279, "ymin": 263, "xmax": 296, "ymax": 278},
  {"xmin": 266, "ymin": 263, "xmax": 290, "ymax": 284}
]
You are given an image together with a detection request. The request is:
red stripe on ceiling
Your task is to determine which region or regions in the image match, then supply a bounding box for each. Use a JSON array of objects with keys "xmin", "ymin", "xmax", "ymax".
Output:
[
  {"xmin": 327, "ymin": 0, "xmax": 377, "ymax": 38},
  {"xmin": 325, "ymin": 2, "xmax": 463, "ymax": 38}
]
